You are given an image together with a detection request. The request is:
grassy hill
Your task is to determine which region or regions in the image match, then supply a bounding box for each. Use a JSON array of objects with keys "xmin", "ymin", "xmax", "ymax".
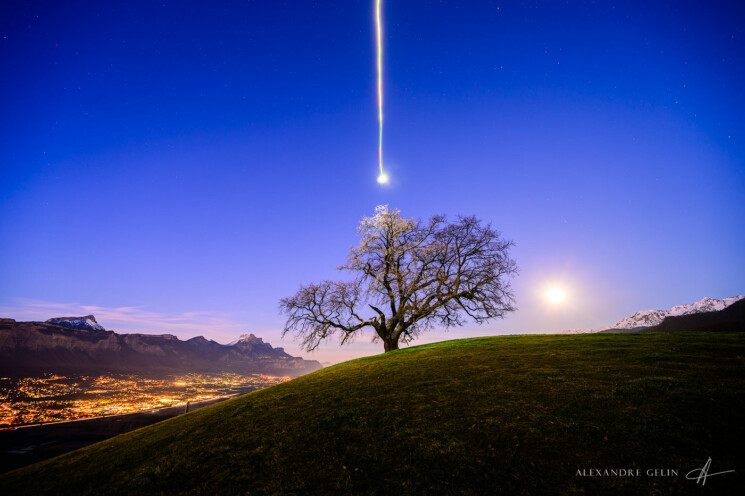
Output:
[{"xmin": 2, "ymin": 332, "xmax": 744, "ymax": 495}]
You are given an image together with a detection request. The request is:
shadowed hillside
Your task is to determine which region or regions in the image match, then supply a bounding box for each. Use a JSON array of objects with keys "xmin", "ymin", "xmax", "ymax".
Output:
[{"xmin": 2, "ymin": 332, "xmax": 744, "ymax": 495}]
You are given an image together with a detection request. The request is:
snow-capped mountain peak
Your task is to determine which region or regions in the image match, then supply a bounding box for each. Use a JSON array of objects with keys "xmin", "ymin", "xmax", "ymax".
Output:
[
  {"xmin": 561, "ymin": 295, "xmax": 744, "ymax": 334},
  {"xmin": 227, "ymin": 333, "xmax": 264, "ymax": 346},
  {"xmin": 610, "ymin": 296, "xmax": 744, "ymax": 330},
  {"xmin": 46, "ymin": 315, "xmax": 106, "ymax": 332}
]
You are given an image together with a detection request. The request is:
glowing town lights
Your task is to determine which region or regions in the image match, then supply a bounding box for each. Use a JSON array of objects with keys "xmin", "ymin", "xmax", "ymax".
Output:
[{"xmin": 0, "ymin": 373, "xmax": 290, "ymax": 427}]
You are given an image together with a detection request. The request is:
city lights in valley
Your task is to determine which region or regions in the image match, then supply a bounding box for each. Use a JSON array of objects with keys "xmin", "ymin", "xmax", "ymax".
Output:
[{"xmin": 0, "ymin": 373, "xmax": 290, "ymax": 427}]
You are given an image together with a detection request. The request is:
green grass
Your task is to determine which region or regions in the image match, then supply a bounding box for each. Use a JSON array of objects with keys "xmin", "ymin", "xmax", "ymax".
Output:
[{"xmin": 2, "ymin": 332, "xmax": 744, "ymax": 495}]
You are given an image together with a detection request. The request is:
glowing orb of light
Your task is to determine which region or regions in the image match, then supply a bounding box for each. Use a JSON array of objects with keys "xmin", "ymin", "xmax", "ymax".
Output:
[
  {"xmin": 546, "ymin": 287, "xmax": 566, "ymax": 304},
  {"xmin": 377, "ymin": 172, "xmax": 389, "ymax": 184}
]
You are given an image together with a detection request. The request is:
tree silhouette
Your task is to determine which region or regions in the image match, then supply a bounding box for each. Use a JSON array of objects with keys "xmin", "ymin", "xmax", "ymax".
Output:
[{"xmin": 280, "ymin": 206, "xmax": 518, "ymax": 352}]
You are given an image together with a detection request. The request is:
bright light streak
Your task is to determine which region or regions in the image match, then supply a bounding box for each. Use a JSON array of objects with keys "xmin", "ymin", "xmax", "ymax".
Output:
[{"xmin": 376, "ymin": 0, "xmax": 385, "ymax": 181}]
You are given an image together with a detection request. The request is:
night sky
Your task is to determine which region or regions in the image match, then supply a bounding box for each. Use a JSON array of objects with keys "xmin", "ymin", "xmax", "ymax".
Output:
[{"xmin": 2, "ymin": 1, "xmax": 743, "ymax": 363}]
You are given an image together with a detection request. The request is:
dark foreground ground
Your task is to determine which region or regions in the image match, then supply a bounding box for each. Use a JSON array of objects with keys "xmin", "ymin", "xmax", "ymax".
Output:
[
  {"xmin": 1, "ymin": 331, "xmax": 744, "ymax": 495},
  {"xmin": 0, "ymin": 396, "xmax": 231, "ymax": 474}
]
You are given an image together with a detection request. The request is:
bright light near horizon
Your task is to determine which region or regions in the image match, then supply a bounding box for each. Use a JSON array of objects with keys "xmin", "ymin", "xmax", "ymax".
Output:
[
  {"xmin": 546, "ymin": 287, "xmax": 566, "ymax": 304},
  {"xmin": 377, "ymin": 172, "xmax": 389, "ymax": 184}
]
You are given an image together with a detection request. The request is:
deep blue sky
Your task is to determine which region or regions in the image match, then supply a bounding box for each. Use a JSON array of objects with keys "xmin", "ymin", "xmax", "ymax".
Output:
[{"xmin": 2, "ymin": 1, "xmax": 743, "ymax": 363}]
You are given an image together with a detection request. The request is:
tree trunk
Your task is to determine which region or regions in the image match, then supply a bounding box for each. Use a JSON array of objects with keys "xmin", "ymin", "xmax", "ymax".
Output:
[{"xmin": 383, "ymin": 338, "xmax": 399, "ymax": 352}]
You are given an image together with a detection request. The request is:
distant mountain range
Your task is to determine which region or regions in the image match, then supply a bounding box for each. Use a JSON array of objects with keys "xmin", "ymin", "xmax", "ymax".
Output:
[
  {"xmin": 641, "ymin": 297, "xmax": 745, "ymax": 333},
  {"xmin": 0, "ymin": 316, "xmax": 322, "ymax": 377},
  {"xmin": 562, "ymin": 295, "xmax": 745, "ymax": 334}
]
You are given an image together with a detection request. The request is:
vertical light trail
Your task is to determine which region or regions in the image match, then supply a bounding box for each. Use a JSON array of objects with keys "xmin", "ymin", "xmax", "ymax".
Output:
[{"xmin": 376, "ymin": 0, "xmax": 386, "ymax": 182}]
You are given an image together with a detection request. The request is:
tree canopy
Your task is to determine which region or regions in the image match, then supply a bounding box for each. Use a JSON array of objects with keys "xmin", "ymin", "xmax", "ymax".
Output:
[{"xmin": 280, "ymin": 206, "xmax": 518, "ymax": 352}]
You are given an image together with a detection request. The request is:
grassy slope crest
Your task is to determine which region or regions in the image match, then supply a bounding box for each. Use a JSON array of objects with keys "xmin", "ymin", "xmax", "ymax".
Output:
[{"xmin": 1, "ymin": 332, "xmax": 744, "ymax": 495}]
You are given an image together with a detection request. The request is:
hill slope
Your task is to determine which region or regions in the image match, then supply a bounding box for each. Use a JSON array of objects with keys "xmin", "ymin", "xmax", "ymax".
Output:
[{"xmin": 2, "ymin": 333, "xmax": 744, "ymax": 495}]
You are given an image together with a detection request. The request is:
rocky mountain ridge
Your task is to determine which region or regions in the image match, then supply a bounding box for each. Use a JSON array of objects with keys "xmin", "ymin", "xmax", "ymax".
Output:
[
  {"xmin": 562, "ymin": 295, "xmax": 744, "ymax": 334},
  {"xmin": 609, "ymin": 295, "xmax": 744, "ymax": 329},
  {"xmin": 0, "ymin": 316, "xmax": 321, "ymax": 377}
]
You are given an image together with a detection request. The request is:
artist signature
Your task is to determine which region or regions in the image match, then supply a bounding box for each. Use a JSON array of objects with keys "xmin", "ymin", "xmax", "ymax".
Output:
[{"xmin": 686, "ymin": 457, "xmax": 735, "ymax": 486}]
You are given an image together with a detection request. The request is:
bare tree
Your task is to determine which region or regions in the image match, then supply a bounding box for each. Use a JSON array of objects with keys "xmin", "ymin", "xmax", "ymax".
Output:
[{"xmin": 280, "ymin": 205, "xmax": 518, "ymax": 353}]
